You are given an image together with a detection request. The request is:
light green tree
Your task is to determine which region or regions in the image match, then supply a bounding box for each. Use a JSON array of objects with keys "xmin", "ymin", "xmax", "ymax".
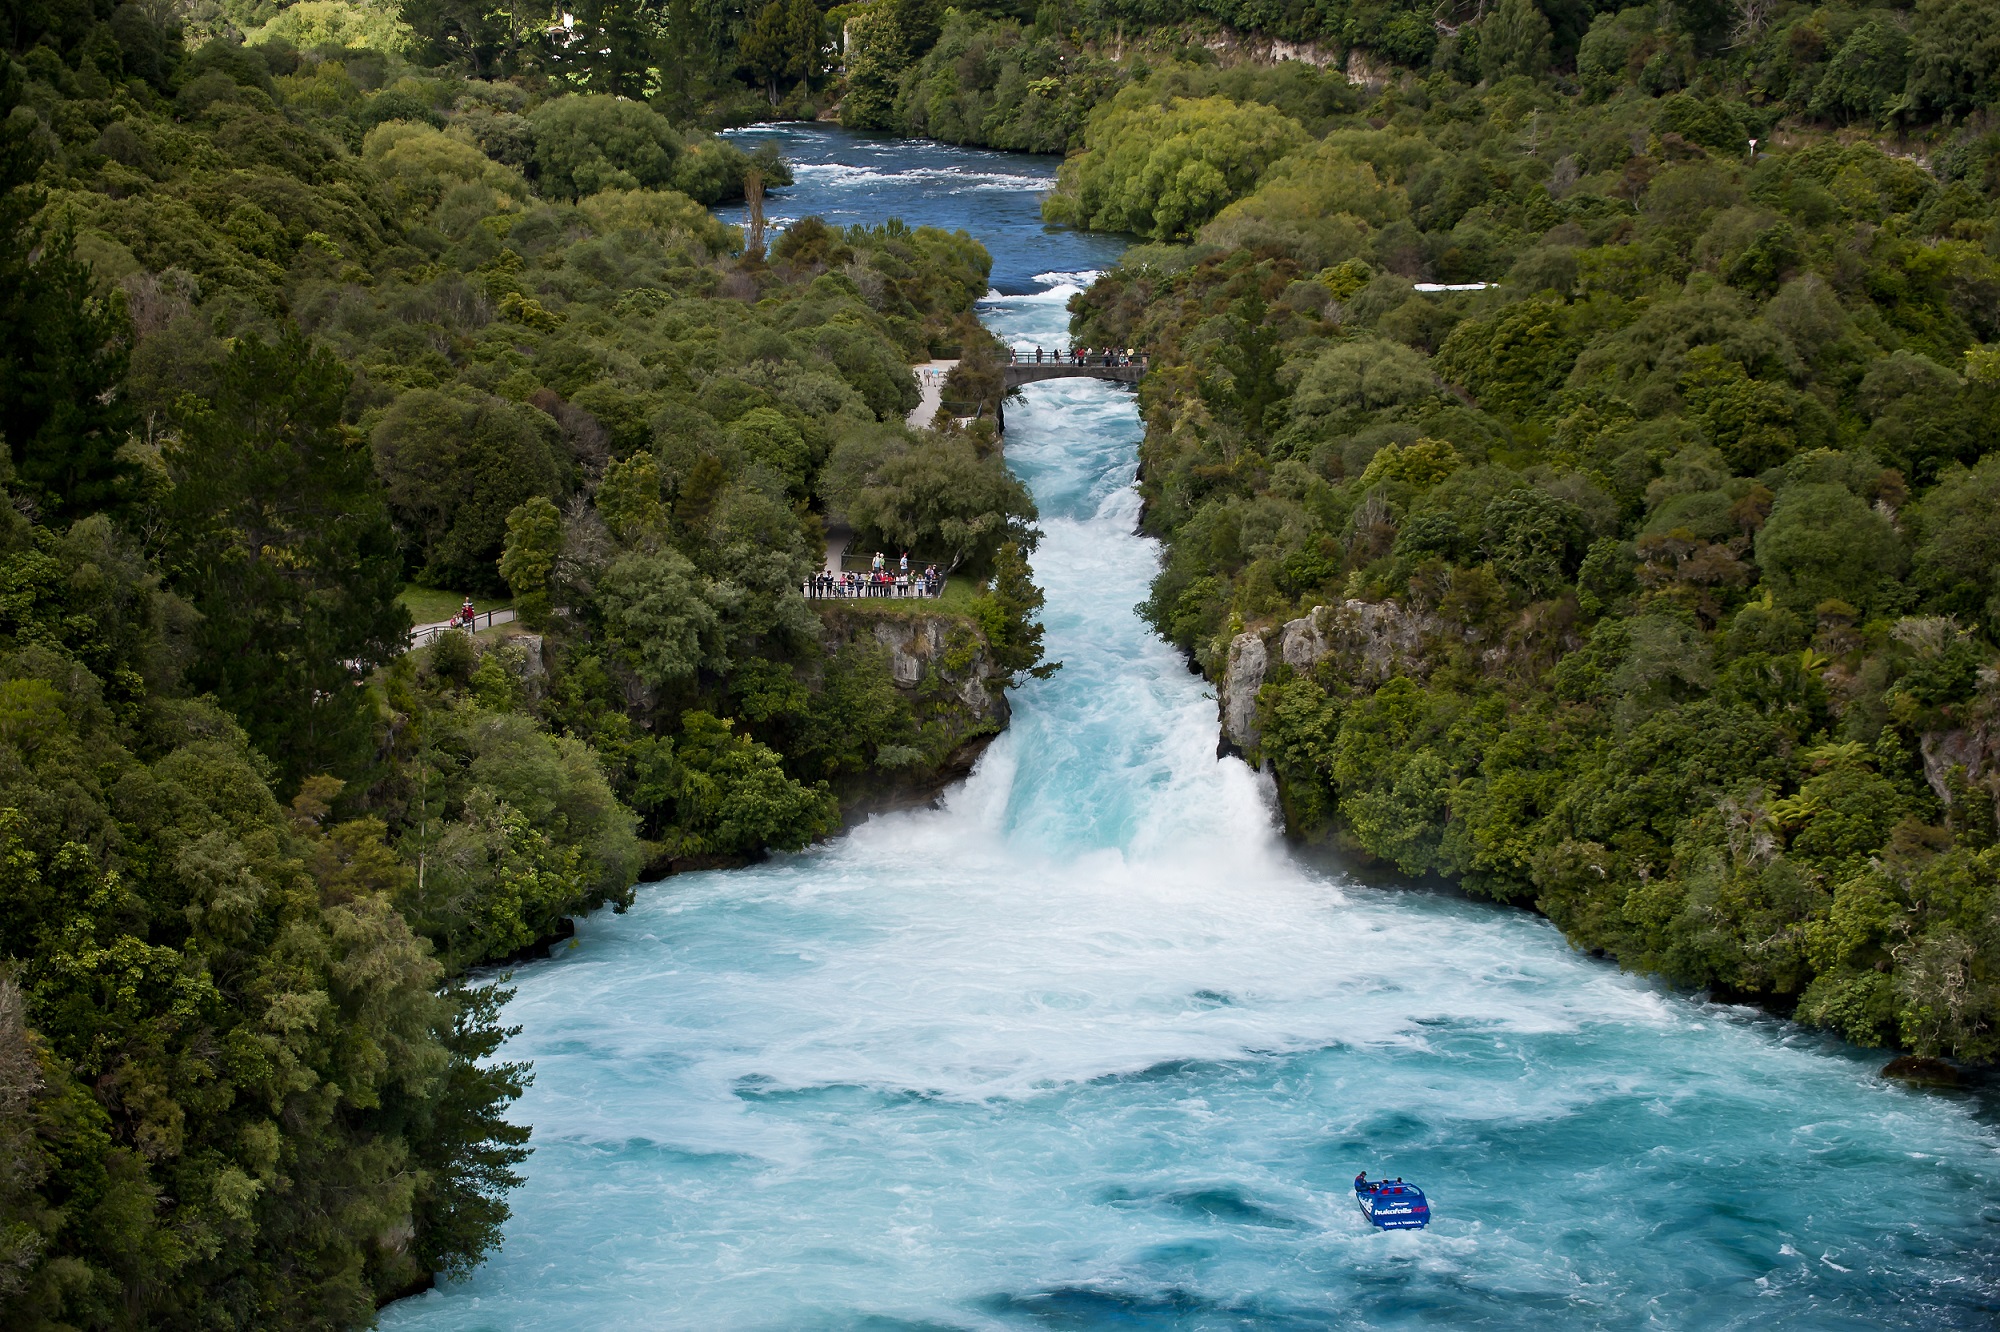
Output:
[
  {"xmin": 727, "ymin": 406, "xmax": 811, "ymax": 490},
  {"xmin": 1043, "ymin": 95, "xmax": 1309, "ymax": 241},
  {"xmin": 528, "ymin": 94, "xmax": 683, "ymax": 200},
  {"xmin": 596, "ymin": 449, "xmax": 666, "ymax": 541},
  {"xmin": 500, "ymin": 496, "xmax": 563, "ymax": 627},
  {"xmin": 598, "ymin": 549, "xmax": 719, "ymax": 687},
  {"xmin": 665, "ymin": 711, "xmax": 839, "ymax": 854}
]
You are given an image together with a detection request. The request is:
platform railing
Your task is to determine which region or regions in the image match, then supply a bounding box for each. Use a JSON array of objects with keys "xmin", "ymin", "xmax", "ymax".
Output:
[
  {"xmin": 410, "ymin": 608, "xmax": 516, "ymax": 647},
  {"xmin": 804, "ymin": 567, "xmax": 948, "ymax": 600}
]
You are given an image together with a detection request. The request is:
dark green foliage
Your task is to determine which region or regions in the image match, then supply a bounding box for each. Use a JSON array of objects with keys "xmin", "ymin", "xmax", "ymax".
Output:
[
  {"xmin": 1904, "ymin": 0, "xmax": 2000, "ymax": 118},
  {"xmin": 373, "ymin": 389, "xmax": 567, "ymax": 593},
  {"xmin": 975, "ymin": 541, "xmax": 1060, "ymax": 683},
  {"xmin": 0, "ymin": 514, "xmax": 520, "ymax": 1324},
  {"xmin": 1754, "ymin": 484, "xmax": 1902, "ymax": 615},
  {"xmin": 407, "ymin": 983, "xmax": 532, "ymax": 1279},
  {"xmin": 163, "ymin": 331, "xmax": 409, "ymax": 789},
  {"xmin": 658, "ymin": 710, "xmax": 838, "ymax": 856},
  {"xmin": 1480, "ymin": 0, "xmax": 1551, "ymax": 82},
  {"xmin": 0, "ymin": 224, "xmax": 135, "ymax": 524},
  {"xmin": 742, "ymin": 0, "xmax": 831, "ymax": 103},
  {"xmin": 1060, "ymin": 29, "xmax": 2000, "ymax": 1062}
]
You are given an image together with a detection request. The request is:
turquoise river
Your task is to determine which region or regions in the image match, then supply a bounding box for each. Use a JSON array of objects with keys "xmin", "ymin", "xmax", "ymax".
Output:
[{"xmin": 385, "ymin": 127, "xmax": 2000, "ymax": 1331}]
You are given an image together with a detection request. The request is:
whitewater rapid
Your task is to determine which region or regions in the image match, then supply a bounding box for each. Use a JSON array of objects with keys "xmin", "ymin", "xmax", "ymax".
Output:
[{"xmin": 388, "ymin": 135, "xmax": 2000, "ymax": 1331}]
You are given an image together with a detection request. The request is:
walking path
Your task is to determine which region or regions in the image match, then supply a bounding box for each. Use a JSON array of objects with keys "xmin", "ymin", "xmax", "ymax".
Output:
[
  {"xmin": 822, "ymin": 521, "xmax": 851, "ymax": 577},
  {"xmin": 908, "ymin": 359, "xmax": 957, "ymax": 429},
  {"xmin": 410, "ymin": 608, "xmax": 515, "ymax": 647}
]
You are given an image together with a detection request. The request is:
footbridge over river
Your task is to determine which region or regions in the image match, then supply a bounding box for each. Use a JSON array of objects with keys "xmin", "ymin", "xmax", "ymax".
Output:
[
  {"xmin": 1002, "ymin": 359, "xmax": 1145, "ymax": 388},
  {"xmin": 984, "ymin": 352, "xmax": 1148, "ymax": 433},
  {"xmin": 909, "ymin": 351, "xmax": 1145, "ymax": 433}
]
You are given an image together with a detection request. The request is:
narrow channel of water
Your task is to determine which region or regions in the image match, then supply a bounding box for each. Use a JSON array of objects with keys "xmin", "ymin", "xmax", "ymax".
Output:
[{"xmin": 387, "ymin": 129, "xmax": 2000, "ymax": 1331}]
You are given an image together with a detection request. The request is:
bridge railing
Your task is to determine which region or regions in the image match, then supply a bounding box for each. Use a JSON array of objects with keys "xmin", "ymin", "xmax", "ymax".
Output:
[{"xmin": 1007, "ymin": 348, "xmax": 1148, "ymax": 369}]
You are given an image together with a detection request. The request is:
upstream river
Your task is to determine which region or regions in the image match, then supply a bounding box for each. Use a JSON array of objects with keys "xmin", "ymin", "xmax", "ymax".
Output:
[{"xmin": 388, "ymin": 128, "xmax": 2000, "ymax": 1330}]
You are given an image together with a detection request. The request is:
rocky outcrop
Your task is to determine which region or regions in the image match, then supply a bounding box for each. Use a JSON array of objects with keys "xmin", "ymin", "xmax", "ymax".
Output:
[
  {"xmin": 1920, "ymin": 727, "xmax": 1991, "ymax": 798},
  {"xmin": 1343, "ymin": 46, "xmax": 1394, "ymax": 89},
  {"xmin": 1881, "ymin": 1055, "xmax": 1970, "ymax": 1088},
  {"xmin": 1919, "ymin": 726, "xmax": 2000, "ymax": 824},
  {"xmin": 819, "ymin": 611, "xmax": 1009, "ymax": 729},
  {"xmin": 1198, "ymin": 28, "xmax": 1342, "ymax": 70},
  {"xmin": 1217, "ymin": 599, "xmax": 1449, "ymax": 756},
  {"xmin": 814, "ymin": 604, "xmax": 1013, "ymax": 816},
  {"xmin": 1290, "ymin": 600, "xmax": 1444, "ymax": 683},
  {"xmin": 460, "ymin": 629, "xmax": 548, "ymax": 701},
  {"xmin": 1220, "ymin": 631, "xmax": 1267, "ymax": 754}
]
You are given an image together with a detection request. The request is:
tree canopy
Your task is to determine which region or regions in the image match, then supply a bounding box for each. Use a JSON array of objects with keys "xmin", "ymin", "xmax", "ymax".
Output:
[{"xmin": 0, "ymin": 12, "xmax": 1045, "ymax": 1322}]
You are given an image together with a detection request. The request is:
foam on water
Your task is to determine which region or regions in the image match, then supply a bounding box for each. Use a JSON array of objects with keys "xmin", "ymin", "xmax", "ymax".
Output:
[
  {"xmin": 711, "ymin": 125, "xmax": 1124, "ymax": 295},
  {"xmin": 389, "ymin": 135, "xmax": 2000, "ymax": 1332}
]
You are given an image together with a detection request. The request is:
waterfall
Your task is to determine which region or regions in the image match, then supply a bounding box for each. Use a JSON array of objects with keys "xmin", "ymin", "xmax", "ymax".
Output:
[{"xmin": 387, "ymin": 130, "xmax": 2000, "ymax": 1332}]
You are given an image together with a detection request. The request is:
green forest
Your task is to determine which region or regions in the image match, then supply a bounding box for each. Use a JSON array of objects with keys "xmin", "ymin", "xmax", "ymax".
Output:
[
  {"xmin": 0, "ymin": 0, "xmax": 1049, "ymax": 1322},
  {"xmin": 5, "ymin": 0, "xmax": 2000, "ymax": 1318},
  {"xmin": 1037, "ymin": 4, "xmax": 2000, "ymax": 1062}
]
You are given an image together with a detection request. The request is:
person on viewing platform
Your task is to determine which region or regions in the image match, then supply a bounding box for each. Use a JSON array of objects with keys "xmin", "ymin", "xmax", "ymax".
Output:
[
  {"xmin": 899, "ymin": 551, "xmax": 909, "ymax": 574},
  {"xmin": 872, "ymin": 550, "xmax": 884, "ymax": 573}
]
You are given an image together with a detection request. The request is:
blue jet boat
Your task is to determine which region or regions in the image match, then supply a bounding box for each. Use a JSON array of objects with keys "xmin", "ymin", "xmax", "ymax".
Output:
[{"xmin": 1354, "ymin": 1175, "xmax": 1430, "ymax": 1230}]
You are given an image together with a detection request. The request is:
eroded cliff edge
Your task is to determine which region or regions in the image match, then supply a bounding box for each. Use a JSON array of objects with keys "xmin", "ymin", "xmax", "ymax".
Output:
[{"xmin": 812, "ymin": 602, "xmax": 1013, "ymax": 820}]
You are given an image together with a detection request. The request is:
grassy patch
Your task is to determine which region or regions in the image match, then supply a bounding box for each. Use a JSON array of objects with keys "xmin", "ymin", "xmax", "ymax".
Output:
[{"xmin": 400, "ymin": 586, "xmax": 512, "ymax": 626}]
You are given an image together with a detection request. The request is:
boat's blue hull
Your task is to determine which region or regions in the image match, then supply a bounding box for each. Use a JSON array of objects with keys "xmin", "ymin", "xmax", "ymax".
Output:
[{"xmin": 1356, "ymin": 1186, "xmax": 1430, "ymax": 1230}]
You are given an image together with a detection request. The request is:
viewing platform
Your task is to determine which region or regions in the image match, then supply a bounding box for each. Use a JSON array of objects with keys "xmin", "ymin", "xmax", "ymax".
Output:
[{"xmin": 805, "ymin": 553, "xmax": 953, "ymax": 602}]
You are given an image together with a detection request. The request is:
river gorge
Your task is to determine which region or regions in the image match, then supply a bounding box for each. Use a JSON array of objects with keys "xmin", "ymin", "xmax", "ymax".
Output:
[{"xmin": 385, "ymin": 129, "xmax": 2000, "ymax": 1331}]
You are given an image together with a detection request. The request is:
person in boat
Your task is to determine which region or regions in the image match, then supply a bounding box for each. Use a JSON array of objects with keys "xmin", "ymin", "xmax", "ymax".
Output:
[{"xmin": 1355, "ymin": 1172, "xmax": 1371, "ymax": 1192}]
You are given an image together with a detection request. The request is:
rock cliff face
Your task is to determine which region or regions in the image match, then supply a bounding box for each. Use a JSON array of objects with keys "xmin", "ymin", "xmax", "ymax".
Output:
[
  {"xmin": 1220, "ymin": 632, "xmax": 1266, "ymax": 754},
  {"xmin": 1919, "ymin": 726, "xmax": 2000, "ymax": 824},
  {"xmin": 1217, "ymin": 599, "xmax": 1448, "ymax": 755},
  {"xmin": 818, "ymin": 609, "xmax": 1010, "ymax": 730},
  {"xmin": 815, "ymin": 605, "xmax": 1012, "ymax": 816}
]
